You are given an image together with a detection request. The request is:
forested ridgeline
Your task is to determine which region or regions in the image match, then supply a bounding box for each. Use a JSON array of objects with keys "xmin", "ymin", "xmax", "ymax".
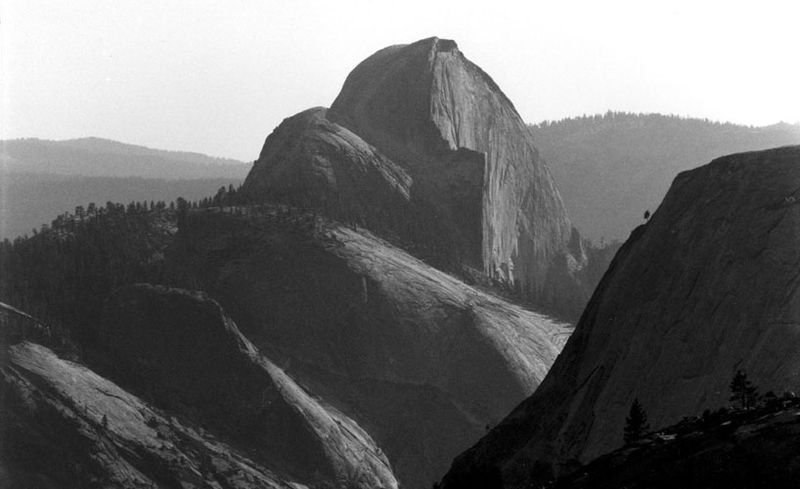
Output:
[{"xmin": 530, "ymin": 112, "xmax": 800, "ymax": 242}]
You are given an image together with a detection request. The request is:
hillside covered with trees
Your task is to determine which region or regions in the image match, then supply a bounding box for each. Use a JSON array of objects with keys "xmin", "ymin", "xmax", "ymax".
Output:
[
  {"xmin": 530, "ymin": 113, "xmax": 800, "ymax": 242},
  {"xmin": 0, "ymin": 138, "xmax": 248, "ymax": 239}
]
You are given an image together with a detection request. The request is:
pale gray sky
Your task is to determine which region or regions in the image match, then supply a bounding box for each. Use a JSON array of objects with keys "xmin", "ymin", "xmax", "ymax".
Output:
[{"xmin": 2, "ymin": 0, "xmax": 799, "ymax": 161}]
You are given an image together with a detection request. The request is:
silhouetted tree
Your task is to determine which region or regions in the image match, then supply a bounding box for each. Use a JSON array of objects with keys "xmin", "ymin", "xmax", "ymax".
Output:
[
  {"xmin": 730, "ymin": 370, "xmax": 759, "ymax": 410},
  {"xmin": 176, "ymin": 197, "xmax": 189, "ymax": 232},
  {"xmin": 624, "ymin": 398, "xmax": 650, "ymax": 444}
]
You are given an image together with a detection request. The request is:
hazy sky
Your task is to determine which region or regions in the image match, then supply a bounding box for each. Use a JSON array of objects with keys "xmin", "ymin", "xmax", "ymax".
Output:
[{"xmin": 2, "ymin": 0, "xmax": 799, "ymax": 161}]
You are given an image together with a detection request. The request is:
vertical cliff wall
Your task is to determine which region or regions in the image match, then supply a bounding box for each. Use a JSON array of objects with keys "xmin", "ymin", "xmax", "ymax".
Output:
[
  {"xmin": 242, "ymin": 37, "xmax": 582, "ymax": 311},
  {"xmin": 329, "ymin": 37, "xmax": 575, "ymax": 295}
]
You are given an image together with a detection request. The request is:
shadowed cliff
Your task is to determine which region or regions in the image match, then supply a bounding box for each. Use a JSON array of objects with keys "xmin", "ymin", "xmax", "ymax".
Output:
[{"xmin": 441, "ymin": 145, "xmax": 800, "ymax": 488}]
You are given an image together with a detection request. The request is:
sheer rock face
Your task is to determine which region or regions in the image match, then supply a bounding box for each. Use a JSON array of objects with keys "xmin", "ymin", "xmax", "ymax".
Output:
[
  {"xmin": 242, "ymin": 37, "xmax": 579, "ymax": 305},
  {"xmin": 179, "ymin": 210, "xmax": 571, "ymax": 489},
  {"xmin": 330, "ymin": 37, "xmax": 574, "ymax": 293},
  {"xmin": 96, "ymin": 284, "xmax": 397, "ymax": 489},
  {"xmin": 442, "ymin": 146, "xmax": 800, "ymax": 488},
  {"xmin": 1, "ymin": 341, "xmax": 296, "ymax": 489}
]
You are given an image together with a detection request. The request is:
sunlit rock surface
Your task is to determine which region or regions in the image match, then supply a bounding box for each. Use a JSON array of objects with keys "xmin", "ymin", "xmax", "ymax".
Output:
[
  {"xmin": 180, "ymin": 209, "xmax": 571, "ymax": 489},
  {"xmin": 1, "ymin": 341, "xmax": 296, "ymax": 489},
  {"xmin": 330, "ymin": 37, "xmax": 575, "ymax": 295},
  {"xmin": 98, "ymin": 284, "xmax": 397, "ymax": 489},
  {"xmin": 442, "ymin": 146, "xmax": 800, "ymax": 488},
  {"xmin": 242, "ymin": 37, "xmax": 586, "ymax": 315}
]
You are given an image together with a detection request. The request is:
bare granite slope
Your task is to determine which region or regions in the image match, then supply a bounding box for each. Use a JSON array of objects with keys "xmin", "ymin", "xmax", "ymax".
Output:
[
  {"xmin": 241, "ymin": 107, "xmax": 412, "ymax": 222},
  {"xmin": 98, "ymin": 284, "xmax": 397, "ymax": 489},
  {"xmin": 441, "ymin": 145, "xmax": 800, "ymax": 488},
  {"xmin": 1, "ymin": 341, "xmax": 296, "ymax": 489},
  {"xmin": 178, "ymin": 208, "xmax": 571, "ymax": 489},
  {"xmin": 241, "ymin": 37, "xmax": 587, "ymax": 317}
]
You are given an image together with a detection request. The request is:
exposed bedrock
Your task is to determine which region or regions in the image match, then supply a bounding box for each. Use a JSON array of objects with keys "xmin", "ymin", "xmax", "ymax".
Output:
[
  {"xmin": 176, "ymin": 210, "xmax": 571, "ymax": 489},
  {"xmin": 96, "ymin": 283, "xmax": 397, "ymax": 489},
  {"xmin": 1, "ymin": 341, "xmax": 297, "ymax": 489},
  {"xmin": 242, "ymin": 37, "xmax": 587, "ymax": 316},
  {"xmin": 442, "ymin": 146, "xmax": 800, "ymax": 488}
]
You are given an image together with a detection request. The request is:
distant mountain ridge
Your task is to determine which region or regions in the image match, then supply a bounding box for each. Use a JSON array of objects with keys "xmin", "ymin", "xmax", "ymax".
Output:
[
  {"xmin": 0, "ymin": 137, "xmax": 249, "ymax": 239},
  {"xmin": 0, "ymin": 173, "xmax": 241, "ymax": 240},
  {"xmin": 530, "ymin": 112, "xmax": 800, "ymax": 242},
  {"xmin": 1, "ymin": 137, "xmax": 249, "ymax": 179}
]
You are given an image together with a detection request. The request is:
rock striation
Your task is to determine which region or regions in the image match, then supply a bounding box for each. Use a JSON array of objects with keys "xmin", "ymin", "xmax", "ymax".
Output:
[
  {"xmin": 177, "ymin": 208, "xmax": 572, "ymax": 489},
  {"xmin": 96, "ymin": 283, "xmax": 397, "ymax": 489},
  {"xmin": 329, "ymin": 37, "xmax": 575, "ymax": 293},
  {"xmin": 441, "ymin": 145, "xmax": 800, "ymax": 488},
  {"xmin": 556, "ymin": 401, "xmax": 800, "ymax": 488},
  {"xmin": 1, "ymin": 341, "xmax": 296, "ymax": 489},
  {"xmin": 241, "ymin": 37, "xmax": 584, "ymax": 314}
]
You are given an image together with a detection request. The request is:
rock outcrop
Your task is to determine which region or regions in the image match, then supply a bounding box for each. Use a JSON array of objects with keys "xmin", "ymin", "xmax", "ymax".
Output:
[
  {"xmin": 176, "ymin": 208, "xmax": 572, "ymax": 489},
  {"xmin": 241, "ymin": 37, "xmax": 585, "ymax": 315},
  {"xmin": 241, "ymin": 107, "xmax": 413, "ymax": 228},
  {"xmin": 329, "ymin": 37, "xmax": 575, "ymax": 294},
  {"xmin": 96, "ymin": 284, "xmax": 397, "ymax": 489},
  {"xmin": 1, "ymin": 341, "xmax": 296, "ymax": 489},
  {"xmin": 441, "ymin": 145, "xmax": 800, "ymax": 488}
]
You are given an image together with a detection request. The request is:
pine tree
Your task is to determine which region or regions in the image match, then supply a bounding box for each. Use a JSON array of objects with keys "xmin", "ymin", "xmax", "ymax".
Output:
[
  {"xmin": 624, "ymin": 398, "xmax": 650, "ymax": 444},
  {"xmin": 730, "ymin": 370, "xmax": 759, "ymax": 410}
]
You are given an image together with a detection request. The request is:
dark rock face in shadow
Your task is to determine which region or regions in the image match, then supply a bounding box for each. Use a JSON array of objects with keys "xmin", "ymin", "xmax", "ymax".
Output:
[
  {"xmin": 95, "ymin": 283, "xmax": 397, "ymax": 489},
  {"xmin": 1, "ymin": 341, "xmax": 298, "ymax": 489},
  {"xmin": 241, "ymin": 37, "xmax": 587, "ymax": 318},
  {"xmin": 175, "ymin": 209, "xmax": 571, "ymax": 489},
  {"xmin": 441, "ymin": 145, "xmax": 800, "ymax": 488}
]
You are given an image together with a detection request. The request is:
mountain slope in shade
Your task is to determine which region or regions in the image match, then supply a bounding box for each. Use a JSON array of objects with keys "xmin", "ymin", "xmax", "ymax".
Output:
[
  {"xmin": 2, "ymin": 283, "xmax": 397, "ymax": 489},
  {"xmin": 178, "ymin": 209, "xmax": 571, "ymax": 489},
  {"xmin": 1, "ymin": 342, "xmax": 297, "ymax": 489},
  {"xmin": 531, "ymin": 113, "xmax": 800, "ymax": 242},
  {"xmin": 241, "ymin": 37, "xmax": 586, "ymax": 317},
  {"xmin": 0, "ymin": 204, "xmax": 571, "ymax": 489},
  {"xmin": 97, "ymin": 284, "xmax": 397, "ymax": 489},
  {"xmin": 441, "ymin": 145, "xmax": 800, "ymax": 488},
  {"xmin": 556, "ymin": 401, "xmax": 800, "ymax": 489}
]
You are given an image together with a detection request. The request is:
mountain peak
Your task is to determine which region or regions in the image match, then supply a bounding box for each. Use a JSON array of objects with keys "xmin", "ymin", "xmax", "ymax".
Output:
[{"xmin": 410, "ymin": 36, "xmax": 459, "ymax": 53}]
